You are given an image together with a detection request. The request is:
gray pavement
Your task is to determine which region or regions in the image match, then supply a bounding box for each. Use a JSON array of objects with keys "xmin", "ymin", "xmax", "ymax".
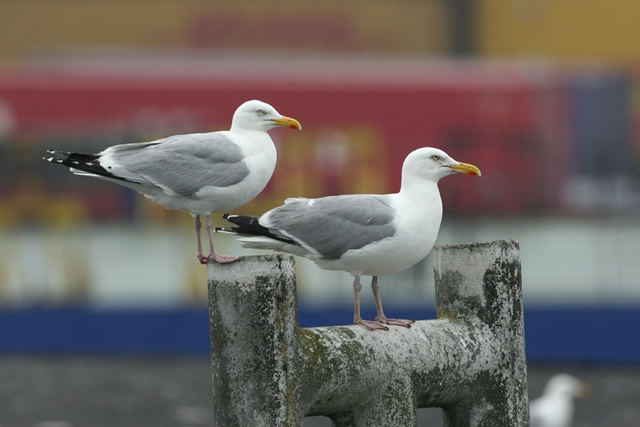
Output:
[{"xmin": 0, "ymin": 356, "xmax": 639, "ymax": 426}]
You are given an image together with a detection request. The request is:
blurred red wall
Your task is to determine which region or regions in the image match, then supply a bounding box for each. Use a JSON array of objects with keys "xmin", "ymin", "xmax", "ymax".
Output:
[{"xmin": 0, "ymin": 58, "xmax": 592, "ymax": 221}]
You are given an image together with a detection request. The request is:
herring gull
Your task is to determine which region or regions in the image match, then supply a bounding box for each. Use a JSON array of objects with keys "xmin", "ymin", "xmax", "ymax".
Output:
[
  {"xmin": 44, "ymin": 100, "xmax": 301, "ymax": 264},
  {"xmin": 530, "ymin": 374, "xmax": 589, "ymax": 427},
  {"xmin": 217, "ymin": 147, "xmax": 480, "ymax": 330}
]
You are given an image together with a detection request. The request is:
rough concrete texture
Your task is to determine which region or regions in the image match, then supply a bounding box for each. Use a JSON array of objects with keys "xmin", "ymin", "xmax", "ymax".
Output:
[
  {"xmin": 433, "ymin": 240, "xmax": 528, "ymax": 426},
  {"xmin": 208, "ymin": 255, "xmax": 302, "ymax": 426},
  {"xmin": 208, "ymin": 240, "xmax": 528, "ymax": 427}
]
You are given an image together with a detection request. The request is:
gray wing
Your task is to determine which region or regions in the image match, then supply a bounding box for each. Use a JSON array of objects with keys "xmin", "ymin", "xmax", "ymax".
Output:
[
  {"xmin": 105, "ymin": 133, "xmax": 249, "ymax": 196},
  {"xmin": 265, "ymin": 195, "xmax": 397, "ymax": 260}
]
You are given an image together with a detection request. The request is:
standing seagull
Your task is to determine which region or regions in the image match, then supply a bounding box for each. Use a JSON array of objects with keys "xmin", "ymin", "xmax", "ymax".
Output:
[
  {"xmin": 217, "ymin": 147, "xmax": 481, "ymax": 330},
  {"xmin": 529, "ymin": 374, "xmax": 589, "ymax": 427},
  {"xmin": 44, "ymin": 100, "xmax": 301, "ymax": 264}
]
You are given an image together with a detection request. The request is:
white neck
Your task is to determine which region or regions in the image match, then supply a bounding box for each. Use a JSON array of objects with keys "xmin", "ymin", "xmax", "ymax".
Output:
[
  {"xmin": 399, "ymin": 173, "xmax": 441, "ymax": 200},
  {"xmin": 396, "ymin": 177, "xmax": 443, "ymax": 227}
]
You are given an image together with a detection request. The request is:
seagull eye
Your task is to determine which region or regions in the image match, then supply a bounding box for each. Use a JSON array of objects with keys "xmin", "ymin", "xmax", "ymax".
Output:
[
  {"xmin": 431, "ymin": 155, "xmax": 441, "ymax": 161},
  {"xmin": 256, "ymin": 109, "xmax": 266, "ymax": 116}
]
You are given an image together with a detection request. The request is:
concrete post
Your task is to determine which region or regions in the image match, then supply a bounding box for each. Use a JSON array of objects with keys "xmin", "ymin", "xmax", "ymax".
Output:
[
  {"xmin": 208, "ymin": 255, "xmax": 301, "ymax": 426},
  {"xmin": 207, "ymin": 240, "xmax": 528, "ymax": 427}
]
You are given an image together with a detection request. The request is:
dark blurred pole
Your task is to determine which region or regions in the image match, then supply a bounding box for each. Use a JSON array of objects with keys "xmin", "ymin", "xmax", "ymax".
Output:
[{"xmin": 450, "ymin": 0, "xmax": 475, "ymax": 56}]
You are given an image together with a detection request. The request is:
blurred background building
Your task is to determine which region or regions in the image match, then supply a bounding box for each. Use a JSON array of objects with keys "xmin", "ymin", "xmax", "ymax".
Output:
[
  {"xmin": 0, "ymin": 1, "xmax": 639, "ymax": 425},
  {"xmin": 1, "ymin": 0, "xmax": 639, "ymax": 356}
]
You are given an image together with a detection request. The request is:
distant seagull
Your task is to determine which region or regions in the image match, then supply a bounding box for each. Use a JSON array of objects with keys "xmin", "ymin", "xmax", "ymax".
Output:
[
  {"xmin": 44, "ymin": 100, "xmax": 301, "ymax": 264},
  {"xmin": 530, "ymin": 374, "xmax": 589, "ymax": 427},
  {"xmin": 217, "ymin": 147, "xmax": 481, "ymax": 330}
]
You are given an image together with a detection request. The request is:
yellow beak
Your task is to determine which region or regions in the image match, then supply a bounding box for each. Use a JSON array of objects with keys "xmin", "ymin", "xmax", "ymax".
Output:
[
  {"xmin": 448, "ymin": 162, "xmax": 481, "ymax": 177},
  {"xmin": 271, "ymin": 115, "xmax": 302, "ymax": 130},
  {"xmin": 576, "ymin": 382, "xmax": 591, "ymax": 399}
]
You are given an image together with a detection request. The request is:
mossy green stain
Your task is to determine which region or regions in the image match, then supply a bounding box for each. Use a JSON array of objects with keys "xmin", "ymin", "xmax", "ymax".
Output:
[{"xmin": 436, "ymin": 307, "xmax": 459, "ymax": 323}]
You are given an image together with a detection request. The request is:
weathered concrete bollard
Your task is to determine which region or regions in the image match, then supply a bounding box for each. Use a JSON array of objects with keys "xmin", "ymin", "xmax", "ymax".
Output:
[{"xmin": 207, "ymin": 240, "xmax": 528, "ymax": 427}]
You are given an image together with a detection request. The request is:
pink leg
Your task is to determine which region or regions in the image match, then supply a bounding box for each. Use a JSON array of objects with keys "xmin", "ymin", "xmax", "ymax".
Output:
[
  {"xmin": 204, "ymin": 215, "xmax": 238, "ymax": 264},
  {"xmin": 353, "ymin": 275, "xmax": 388, "ymax": 331},
  {"xmin": 371, "ymin": 276, "xmax": 414, "ymax": 327},
  {"xmin": 195, "ymin": 215, "xmax": 208, "ymax": 264}
]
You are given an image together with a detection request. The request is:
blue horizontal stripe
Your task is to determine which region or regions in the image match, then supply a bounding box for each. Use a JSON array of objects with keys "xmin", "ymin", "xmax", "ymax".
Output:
[{"xmin": 0, "ymin": 306, "xmax": 638, "ymax": 363}]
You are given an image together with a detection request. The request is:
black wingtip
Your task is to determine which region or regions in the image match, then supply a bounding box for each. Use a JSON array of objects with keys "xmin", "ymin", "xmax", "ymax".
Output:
[
  {"xmin": 214, "ymin": 226, "xmax": 242, "ymax": 234},
  {"xmin": 220, "ymin": 214, "xmax": 297, "ymax": 245},
  {"xmin": 42, "ymin": 150, "xmax": 135, "ymax": 183},
  {"xmin": 43, "ymin": 150, "xmax": 67, "ymax": 164},
  {"xmin": 222, "ymin": 214, "xmax": 260, "ymax": 226},
  {"xmin": 43, "ymin": 156, "xmax": 64, "ymax": 164},
  {"xmin": 45, "ymin": 149, "xmax": 70, "ymax": 156}
]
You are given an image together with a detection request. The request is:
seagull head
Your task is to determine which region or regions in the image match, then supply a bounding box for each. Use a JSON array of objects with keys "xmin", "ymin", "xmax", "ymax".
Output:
[
  {"xmin": 231, "ymin": 100, "xmax": 302, "ymax": 133},
  {"xmin": 402, "ymin": 147, "xmax": 481, "ymax": 183},
  {"xmin": 544, "ymin": 374, "xmax": 590, "ymax": 399}
]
